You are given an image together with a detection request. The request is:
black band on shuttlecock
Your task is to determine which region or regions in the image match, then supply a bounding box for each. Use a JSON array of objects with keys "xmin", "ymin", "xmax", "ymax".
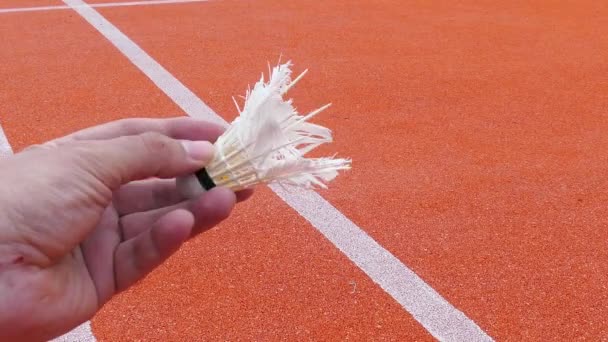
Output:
[{"xmin": 195, "ymin": 168, "xmax": 216, "ymax": 190}]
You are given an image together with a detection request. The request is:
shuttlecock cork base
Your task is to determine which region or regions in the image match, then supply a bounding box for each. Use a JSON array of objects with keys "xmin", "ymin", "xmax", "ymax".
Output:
[{"xmin": 176, "ymin": 60, "xmax": 351, "ymax": 199}]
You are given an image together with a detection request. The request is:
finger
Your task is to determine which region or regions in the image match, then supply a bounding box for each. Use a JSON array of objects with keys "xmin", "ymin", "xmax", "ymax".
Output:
[
  {"xmin": 53, "ymin": 117, "xmax": 225, "ymax": 144},
  {"xmin": 114, "ymin": 179, "xmax": 255, "ymax": 216},
  {"xmin": 113, "ymin": 179, "xmax": 186, "ymax": 216},
  {"xmin": 80, "ymin": 206, "xmax": 122, "ymax": 305},
  {"xmin": 113, "ymin": 209, "xmax": 194, "ymax": 292},
  {"xmin": 75, "ymin": 132, "xmax": 215, "ymax": 190},
  {"xmin": 120, "ymin": 187, "xmax": 236, "ymax": 240}
]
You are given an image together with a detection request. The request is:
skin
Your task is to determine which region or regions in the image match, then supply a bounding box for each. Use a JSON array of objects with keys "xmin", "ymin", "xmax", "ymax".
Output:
[{"xmin": 0, "ymin": 117, "xmax": 253, "ymax": 341}]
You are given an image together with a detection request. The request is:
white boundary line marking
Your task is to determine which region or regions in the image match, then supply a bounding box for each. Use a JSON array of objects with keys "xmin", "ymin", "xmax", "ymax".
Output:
[
  {"xmin": 62, "ymin": 0, "xmax": 495, "ymax": 340},
  {"xmin": 0, "ymin": 5, "xmax": 71, "ymax": 13},
  {"xmin": 0, "ymin": 0, "xmax": 208, "ymax": 14},
  {"xmin": 51, "ymin": 321, "xmax": 96, "ymax": 342},
  {"xmin": 0, "ymin": 124, "xmax": 13, "ymax": 157}
]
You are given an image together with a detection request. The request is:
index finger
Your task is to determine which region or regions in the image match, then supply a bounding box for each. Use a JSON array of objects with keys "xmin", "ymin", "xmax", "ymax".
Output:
[{"xmin": 52, "ymin": 116, "xmax": 226, "ymax": 144}]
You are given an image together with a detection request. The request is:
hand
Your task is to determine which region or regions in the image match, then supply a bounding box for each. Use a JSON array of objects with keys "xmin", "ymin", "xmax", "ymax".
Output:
[{"xmin": 0, "ymin": 117, "xmax": 253, "ymax": 341}]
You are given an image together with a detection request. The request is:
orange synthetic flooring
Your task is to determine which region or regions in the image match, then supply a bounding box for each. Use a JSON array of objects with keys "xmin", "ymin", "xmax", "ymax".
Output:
[{"xmin": 2, "ymin": 0, "xmax": 608, "ymax": 341}]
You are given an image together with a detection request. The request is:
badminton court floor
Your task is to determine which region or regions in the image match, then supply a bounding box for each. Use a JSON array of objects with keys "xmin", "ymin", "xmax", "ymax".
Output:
[{"xmin": 2, "ymin": 0, "xmax": 608, "ymax": 340}]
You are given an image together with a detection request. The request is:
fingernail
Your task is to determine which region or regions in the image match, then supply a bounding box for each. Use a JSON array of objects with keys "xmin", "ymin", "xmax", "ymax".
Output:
[{"xmin": 182, "ymin": 140, "xmax": 214, "ymax": 163}]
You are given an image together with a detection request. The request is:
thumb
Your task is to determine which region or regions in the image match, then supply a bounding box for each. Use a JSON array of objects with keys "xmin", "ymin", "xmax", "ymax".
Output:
[{"xmin": 76, "ymin": 132, "xmax": 215, "ymax": 190}]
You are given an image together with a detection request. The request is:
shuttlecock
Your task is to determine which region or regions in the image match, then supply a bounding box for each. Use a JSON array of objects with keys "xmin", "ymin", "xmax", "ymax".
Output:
[{"xmin": 176, "ymin": 61, "xmax": 351, "ymax": 198}]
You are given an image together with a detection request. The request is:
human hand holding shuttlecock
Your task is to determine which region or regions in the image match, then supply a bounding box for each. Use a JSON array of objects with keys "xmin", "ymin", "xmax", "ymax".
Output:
[{"xmin": 176, "ymin": 61, "xmax": 351, "ymax": 199}]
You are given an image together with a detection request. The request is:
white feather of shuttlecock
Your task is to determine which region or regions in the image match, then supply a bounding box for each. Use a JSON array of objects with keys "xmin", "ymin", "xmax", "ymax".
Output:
[{"xmin": 203, "ymin": 61, "xmax": 351, "ymax": 192}]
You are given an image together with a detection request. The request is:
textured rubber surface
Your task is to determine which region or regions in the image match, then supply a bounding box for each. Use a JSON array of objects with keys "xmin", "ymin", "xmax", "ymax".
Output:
[
  {"xmin": 92, "ymin": 0, "xmax": 608, "ymax": 339},
  {"xmin": 2, "ymin": 0, "xmax": 608, "ymax": 340},
  {"xmin": 1, "ymin": 4, "xmax": 435, "ymax": 341}
]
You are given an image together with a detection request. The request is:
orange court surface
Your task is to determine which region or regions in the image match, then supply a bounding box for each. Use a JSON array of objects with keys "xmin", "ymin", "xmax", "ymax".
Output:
[{"xmin": 1, "ymin": 0, "xmax": 608, "ymax": 341}]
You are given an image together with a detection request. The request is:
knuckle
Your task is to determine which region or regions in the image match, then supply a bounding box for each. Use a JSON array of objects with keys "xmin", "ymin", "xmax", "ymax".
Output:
[
  {"xmin": 115, "ymin": 118, "xmax": 140, "ymax": 136},
  {"xmin": 138, "ymin": 132, "xmax": 173, "ymax": 155}
]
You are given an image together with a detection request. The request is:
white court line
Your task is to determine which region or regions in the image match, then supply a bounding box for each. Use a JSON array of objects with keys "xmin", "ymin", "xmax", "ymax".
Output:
[
  {"xmin": 62, "ymin": 0, "xmax": 495, "ymax": 340},
  {"xmin": 51, "ymin": 321, "xmax": 96, "ymax": 342},
  {"xmin": 0, "ymin": 124, "xmax": 13, "ymax": 157},
  {"xmin": 0, "ymin": 0, "xmax": 208, "ymax": 14}
]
